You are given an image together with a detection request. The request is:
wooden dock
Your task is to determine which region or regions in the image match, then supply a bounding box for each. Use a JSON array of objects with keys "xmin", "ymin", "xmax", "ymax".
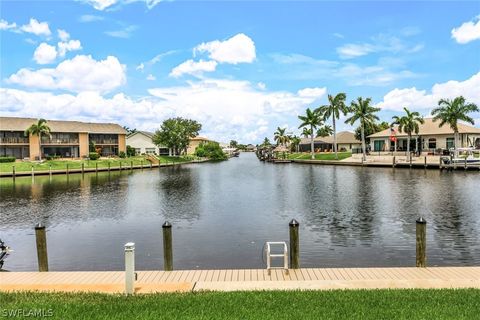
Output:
[{"xmin": 1, "ymin": 267, "xmax": 479, "ymax": 293}]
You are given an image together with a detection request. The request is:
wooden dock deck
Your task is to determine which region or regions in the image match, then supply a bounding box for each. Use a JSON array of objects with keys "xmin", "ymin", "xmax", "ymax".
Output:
[{"xmin": 1, "ymin": 267, "xmax": 479, "ymax": 293}]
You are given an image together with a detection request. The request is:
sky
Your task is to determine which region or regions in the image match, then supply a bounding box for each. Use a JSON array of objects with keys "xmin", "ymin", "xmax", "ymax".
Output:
[{"xmin": 1, "ymin": 0, "xmax": 479, "ymax": 144}]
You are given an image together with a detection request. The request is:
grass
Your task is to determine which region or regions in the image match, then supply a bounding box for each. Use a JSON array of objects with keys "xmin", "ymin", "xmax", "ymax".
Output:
[
  {"xmin": 0, "ymin": 155, "xmax": 195, "ymax": 173},
  {"xmin": 288, "ymin": 152, "xmax": 352, "ymax": 161},
  {"xmin": 1, "ymin": 289, "xmax": 479, "ymax": 319}
]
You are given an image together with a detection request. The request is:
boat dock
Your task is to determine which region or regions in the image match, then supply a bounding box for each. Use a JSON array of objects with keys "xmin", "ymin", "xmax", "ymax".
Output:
[{"xmin": 1, "ymin": 267, "xmax": 479, "ymax": 294}]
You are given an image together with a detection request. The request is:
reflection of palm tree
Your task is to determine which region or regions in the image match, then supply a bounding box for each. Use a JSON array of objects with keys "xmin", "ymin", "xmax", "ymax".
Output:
[
  {"xmin": 316, "ymin": 93, "xmax": 348, "ymax": 160},
  {"xmin": 392, "ymin": 107, "xmax": 424, "ymax": 161},
  {"xmin": 24, "ymin": 119, "xmax": 51, "ymax": 161},
  {"xmin": 431, "ymin": 96, "xmax": 478, "ymax": 157},
  {"xmin": 298, "ymin": 108, "xmax": 322, "ymax": 159},
  {"xmin": 316, "ymin": 125, "xmax": 333, "ymax": 137},
  {"xmin": 345, "ymin": 97, "xmax": 380, "ymax": 162}
]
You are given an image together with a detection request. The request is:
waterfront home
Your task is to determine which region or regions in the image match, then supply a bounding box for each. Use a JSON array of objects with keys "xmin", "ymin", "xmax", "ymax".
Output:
[
  {"xmin": 299, "ymin": 131, "xmax": 361, "ymax": 152},
  {"xmin": 245, "ymin": 144, "xmax": 256, "ymax": 152},
  {"xmin": 0, "ymin": 116, "xmax": 126, "ymax": 159},
  {"xmin": 126, "ymin": 131, "xmax": 169, "ymax": 155},
  {"xmin": 187, "ymin": 136, "xmax": 210, "ymax": 154},
  {"xmin": 368, "ymin": 118, "xmax": 480, "ymax": 154}
]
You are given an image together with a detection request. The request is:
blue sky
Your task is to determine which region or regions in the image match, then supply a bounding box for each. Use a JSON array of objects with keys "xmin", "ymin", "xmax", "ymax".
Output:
[{"xmin": 1, "ymin": 0, "xmax": 479, "ymax": 143}]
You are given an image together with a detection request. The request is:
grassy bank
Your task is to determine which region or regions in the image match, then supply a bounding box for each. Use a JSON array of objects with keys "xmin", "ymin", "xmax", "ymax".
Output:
[
  {"xmin": 288, "ymin": 152, "xmax": 352, "ymax": 161},
  {"xmin": 1, "ymin": 289, "xmax": 478, "ymax": 319},
  {"xmin": 0, "ymin": 155, "xmax": 194, "ymax": 173}
]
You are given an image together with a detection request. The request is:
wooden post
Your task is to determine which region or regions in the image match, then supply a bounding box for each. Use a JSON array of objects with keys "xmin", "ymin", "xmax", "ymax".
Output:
[
  {"xmin": 289, "ymin": 219, "xmax": 300, "ymax": 269},
  {"xmin": 66, "ymin": 163, "xmax": 69, "ymax": 175},
  {"xmin": 95, "ymin": 162, "xmax": 98, "ymax": 173},
  {"xmin": 392, "ymin": 156, "xmax": 395, "ymax": 168},
  {"xmin": 416, "ymin": 217, "xmax": 426, "ymax": 268},
  {"xmin": 131, "ymin": 161, "xmax": 133, "ymax": 171},
  {"xmin": 35, "ymin": 223, "xmax": 49, "ymax": 272},
  {"xmin": 12, "ymin": 165, "xmax": 15, "ymax": 180},
  {"xmin": 120, "ymin": 161, "xmax": 122, "ymax": 171},
  {"xmin": 141, "ymin": 160, "xmax": 144, "ymax": 170},
  {"xmin": 31, "ymin": 166, "xmax": 34, "ymax": 178},
  {"xmin": 465, "ymin": 157, "xmax": 467, "ymax": 170},
  {"xmin": 424, "ymin": 156, "xmax": 427, "ymax": 169},
  {"xmin": 108, "ymin": 162, "xmax": 111, "ymax": 172},
  {"xmin": 49, "ymin": 164, "xmax": 52, "ymax": 177},
  {"xmin": 409, "ymin": 154, "xmax": 412, "ymax": 168},
  {"xmin": 82, "ymin": 162, "xmax": 85, "ymax": 174},
  {"xmin": 162, "ymin": 221, "xmax": 173, "ymax": 271}
]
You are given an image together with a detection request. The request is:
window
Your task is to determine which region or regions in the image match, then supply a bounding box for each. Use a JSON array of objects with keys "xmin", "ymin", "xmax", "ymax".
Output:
[
  {"xmin": 428, "ymin": 138, "xmax": 436, "ymax": 149},
  {"xmin": 135, "ymin": 148, "xmax": 141, "ymax": 155},
  {"xmin": 373, "ymin": 140, "xmax": 385, "ymax": 151},
  {"xmin": 446, "ymin": 137, "xmax": 454, "ymax": 150},
  {"xmin": 145, "ymin": 148, "xmax": 156, "ymax": 154}
]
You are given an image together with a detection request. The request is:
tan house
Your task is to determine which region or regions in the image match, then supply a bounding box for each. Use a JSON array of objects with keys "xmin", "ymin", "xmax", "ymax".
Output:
[
  {"xmin": 0, "ymin": 117, "xmax": 127, "ymax": 159},
  {"xmin": 299, "ymin": 131, "xmax": 362, "ymax": 152},
  {"xmin": 187, "ymin": 136, "xmax": 210, "ymax": 154},
  {"xmin": 126, "ymin": 131, "xmax": 169, "ymax": 155},
  {"xmin": 367, "ymin": 118, "xmax": 480, "ymax": 153}
]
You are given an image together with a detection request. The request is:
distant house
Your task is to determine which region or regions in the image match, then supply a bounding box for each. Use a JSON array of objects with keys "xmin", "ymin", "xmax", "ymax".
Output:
[
  {"xmin": 187, "ymin": 136, "xmax": 210, "ymax": 154},
  {"xmin": 245, "ymin": 144, "xmax": 256, "ymax": 152},
  {"xmin": 367, "ymin": 118, "xmax": 480, "ymax": 153},
  {"xmin": 299, "ymin": 131, "xmax": 361, "ymax": 152},
  {"xmin": 0, "ymin": 116, "xmax": 126, "ymax": 159},
  {"xmin": 126, "ymin": 131, "xmax": 169, "ymax": 155}
]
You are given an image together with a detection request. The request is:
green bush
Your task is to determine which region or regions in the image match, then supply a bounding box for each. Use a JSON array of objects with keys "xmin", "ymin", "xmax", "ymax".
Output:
[
  {"xmin": 126, "ymin": 145, "xmax": 136, "ymax": 157},
  {"xmin": 89, "ymin": 152, "xmax": 100, "ymax": 160},
  {"xmin": 118, "ymin": 151, "xmax": 126, "ymax": 158},
  {"xmin": 46, "ymin": 154, "xmax": 61, "ymax": 161},
  {"xmin": 195, "ymin": 141, "xmax": 227, "ymax": 160},
  {"xmin": 0, "ymin": 156, "xmax": 16, "ymax": 163}
]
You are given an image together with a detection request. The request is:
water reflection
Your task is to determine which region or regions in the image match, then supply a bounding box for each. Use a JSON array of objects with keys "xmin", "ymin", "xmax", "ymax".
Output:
[{"xmin": 0, "ymin": 153, "xmax": 479, "ymax": 271}]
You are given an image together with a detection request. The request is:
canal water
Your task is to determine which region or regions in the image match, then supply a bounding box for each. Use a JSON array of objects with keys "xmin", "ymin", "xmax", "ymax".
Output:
[{"xmin": 1, "ymin": 153, "xmax": 479, "ymax": 271}]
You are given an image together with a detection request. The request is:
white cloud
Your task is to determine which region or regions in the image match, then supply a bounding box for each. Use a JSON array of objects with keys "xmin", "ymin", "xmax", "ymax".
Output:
[
  {"xmin": 451, "ymin": 16, "xmax": 480, "ymax": 44},
  {"xmin": 136, "ymin": 63, "xmax": 145, "ymax": 71},
  {"xmin": 81, "ymin": 0, "xmax": 163, "ymax": 11},
  {"xmin": 105, "ymin": 25, "xmax": 137, "ymax": 38},
  {"xmin": 8, "ymin": 55, "xmax": 126, "ymax": 94},
  {"xmin": 33, "ymin": 43, "xmax": 57, "ymax": 64},
  {"xmin": 194, "ymin": 33, "xmax": 256, "ymax": 64},
  {"xmin": 257, "ymin": 82, "xmax": 266, "ymax": 90},
  {"xmin": 0, "ymin": 19, "xmax": 17, "ymax": 30},
  {"xmin": 146, "ymin": 74, "xmax": 156, "ymax": 81},
  {"xmin": 78, "ymin": 14, "xmax": 105, "ymax": 22},
  {"xmin": 20, "ymin": 18, "xmax": 51, "ymax": 36},
  {"xmin": 169, "ymin": 59, "xmax": 218, "ymax": 78},
  {"xmin": 58, "ymin": 40, "xmax": 82, "ymax": 57},
  {"xmin": 297, "ymin": 87, "xmax": 327, "ymax": 98},
  {"xmin": 376, "ymin": 71, "xmax": 480, "ymax": 111},
  {"xmin": 337, "ymin": 43, "xmax": 375, "ymax": 58},
  {"xmin": 57, "ymin": 29, "xmax": 70, "ymax": 41}
]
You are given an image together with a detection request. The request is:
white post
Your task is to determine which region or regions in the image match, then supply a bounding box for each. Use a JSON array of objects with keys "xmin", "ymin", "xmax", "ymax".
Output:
[{"xmin": 125, "ymin": 242, "xmax": 135, "ymax": 295}]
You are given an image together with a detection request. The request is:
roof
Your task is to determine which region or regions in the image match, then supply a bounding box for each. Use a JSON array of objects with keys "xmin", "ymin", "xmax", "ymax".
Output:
[
  {"xmin": 273, "ymin": 145, "xmax": 289, "ymax": 152},
  {"xmin": 127, "ymin": 131, "xmax": 154, "ymax": 139},
  {"xmin": 368, "ymin": 118, "xmax": 480, "ymax": 138},
  {"xmin": 0, "ymin": 116, "xmax": 127, "ymax": 134},
  {"xmin": 190, "ymin": 136, "xmax": 210, "ymax": 141},
  {"xmin": 300, "ymin": 131, "xmax": 361, "ymax": 145}
]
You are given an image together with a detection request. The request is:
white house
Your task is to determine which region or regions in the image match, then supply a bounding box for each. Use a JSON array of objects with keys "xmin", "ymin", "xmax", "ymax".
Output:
[{"xmin": 126, "ymin": 131, "xmax": 169, "ymax": 155}]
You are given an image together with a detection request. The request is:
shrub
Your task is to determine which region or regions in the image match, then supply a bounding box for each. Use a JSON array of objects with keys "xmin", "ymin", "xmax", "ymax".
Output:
[
  {"xmin": 89, "ymin": 152, "xmax": 100, "ymax": 160},
  {"xmin": 195, "ymin": 141, "xmax": 227, "ymax": 160},
  {"xmin": 0, "ymin": 156, "xmax": 16, "ymax": 163},
  {"xmin": 46, "ymin": 154, "xmax": 61, "ymax": 161},
  {"xmin": 119, "ymin": 151, "xmax": 126, "ymax": 158},
  {"xmin": 126, "ymin": 145, "xmax": 136, "ymax": 157}
]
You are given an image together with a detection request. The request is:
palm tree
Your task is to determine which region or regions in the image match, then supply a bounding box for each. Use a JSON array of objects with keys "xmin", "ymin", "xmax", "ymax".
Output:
[
  {"xmin": 24, "ymin": 118, "xmax": 51, "ymax": 161},
  {"xmin": 274, "ymin": 127, "xmax": 290, "ymax": 147},
  {"xmin": 262, "ymin": 137, "xmax": 271, "ymax": 147},
  {"xmin": 290, "ymin": 135, "xmax": 301, "ymax": 153},
  {"xmin": 316, "ymin": 125, "xmax": 333, "ymax": 137},
  {"xmin": 316, "ymin": 93, "xmax": 348, "ymax": 160},
  {"xmin": 345, "ymin": 97, "xmax": 380, "ymax": 162},
  {"xmin": 298, "ymin": 108, "xmax": 322, "ymax": 159},
  {"xmin": 391, "ymin": 107, "xmax": 424, "ymax": 162},
  {"xmin": 431, "ymin": 96, "xmax": 479, "ymax": 157},
  {"xmin": 301, "ymin": 127, "xmax": 312, "ymax": 138}
]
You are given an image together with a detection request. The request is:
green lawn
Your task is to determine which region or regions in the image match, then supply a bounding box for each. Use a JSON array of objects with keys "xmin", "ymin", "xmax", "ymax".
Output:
[
  {"xmin": 288, "ymin": 152, "xmax": 352, "ymax": 161},
  {"xmin": 1, "ymin": 289, "xmax": 478, "ymax": 319},
  {"xmin": 0, "ymin": 156, "xmax": 194, "ymax": 173}
]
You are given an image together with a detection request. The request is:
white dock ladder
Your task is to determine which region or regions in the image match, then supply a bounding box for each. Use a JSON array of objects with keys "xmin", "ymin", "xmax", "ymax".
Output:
[{"xmin": 265, "ymin": 241, "xmax": 289, "ymax": 275}]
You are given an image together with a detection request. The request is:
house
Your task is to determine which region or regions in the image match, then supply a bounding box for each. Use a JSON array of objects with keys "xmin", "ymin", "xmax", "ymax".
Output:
[
  {"xmin": 367, "ymin": 118, "xmax": 480, "ymax": 153},
  {"xmin": 245, "ymin": 144, "xmax": 256, "ymax": 152},
  {"xmin": 126, "ymin": 131, "xmax": 169, "ymax": 155},
  {"xmin": 0, "ymin": 116, "xmax": 126, "ymax": 159},
  {"xmin": 187, "ymin": 136, "xmax": 210, "ymax": 154},
  {"xmin": 299, "ymin": 131, "xmax": 362, "ymax": 152}
]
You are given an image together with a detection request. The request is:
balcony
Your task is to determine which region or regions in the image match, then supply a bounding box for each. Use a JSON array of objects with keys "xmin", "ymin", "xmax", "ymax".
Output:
[{"xmin": 0, "ymin": 137, "xmax": 29, "ymax": 144}]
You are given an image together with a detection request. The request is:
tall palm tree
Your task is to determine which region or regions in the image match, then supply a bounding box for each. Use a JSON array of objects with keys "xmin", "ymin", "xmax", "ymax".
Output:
[
  {"xmin": 316, "ymin": 93, "xmax": 348, "ymax": 159},
  {"xmin": 301, "ymin": 127, "xmax": 312, "ymax": 138},
  {"xmin": 391, "ymin": 107, "xmax": 424, "ymax": 162},
  {"xmin": 431, "ymin": 96, "xmax": 479, "ymax": 157},
  {"xmin": 262, "ymin": 137, "xmax": 271, "ymax": 147},
  {"xmin": 290, "ymin": 135, "xmax": 301, "ymax": 153},
  {"xmin": 298, "ymin": 108, "xmax": 322, "ymax": 159},
  {"xmin": 273, "ymin": 127, "xmax": 290, "ymax": 147},
  {"xmin": 345, "ymin": 97, "xmax": 380, "ymax": 162},
  {"xmin": 24, "ymin": 118, "xmax": 51, "ymax": 161},
  {"xmin": 316, "ymin": 125, "xmax": 333, "ymax": 137}
]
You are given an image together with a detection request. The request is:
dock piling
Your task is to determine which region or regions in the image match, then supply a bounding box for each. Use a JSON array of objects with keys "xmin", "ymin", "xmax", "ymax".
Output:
[
  {"xmin": 416, "ymin": 217, "xmax": 427, "ymax": 267},
  {"xmin": 82, "ymin": 162, "xmax": 84, "ymax": 175},
  {"xmin": 12, "ymin": 165, "xmax": 15, "ymax": 180},
  {"xmin": 124, "ymin": 242, "xmax": 135, "ymax": 295},
  {"xmin": 162, "ymin": 221, "xmax": 173, "ymax": 271},
  {"xmin": 35, "ymin": 224, "xmax": 49, "ymax": 272},
  {"xmin": 392, "ymin": 156, "xmax": 395, "ymax": 168},
  {"xmin": 289, "ymin": 219, "xmax": 300, "ymax": 269},
  {"xmin": 131, "ymin": 161, "xmax": 133, "ymax": 171}
]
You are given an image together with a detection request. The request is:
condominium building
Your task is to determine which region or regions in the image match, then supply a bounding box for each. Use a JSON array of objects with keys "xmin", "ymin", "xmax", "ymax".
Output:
[{"xmin": 0, "ymin": 117, "xmax": 127, "ymax": 159}]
